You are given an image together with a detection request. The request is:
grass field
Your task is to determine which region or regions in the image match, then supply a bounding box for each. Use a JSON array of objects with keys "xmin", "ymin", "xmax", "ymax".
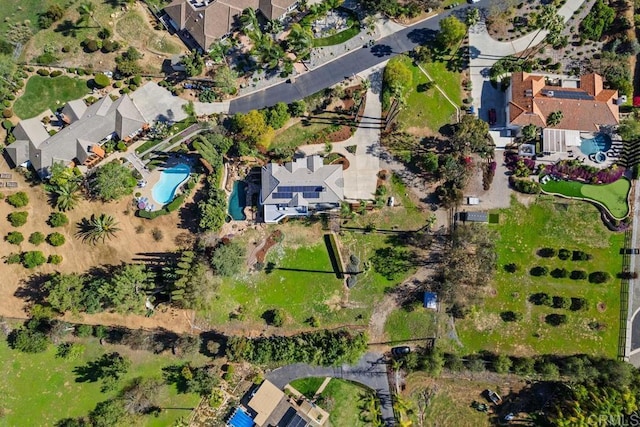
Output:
[
  {"xmin": 272, "ymin": 114, "xmax": 343, "ymax": 152},
  {"xmin": 541, "ymin": 177, "xmax": 631, "ymax": 219},
  {"xmin": 456, "ymin": 196, "xmax": 624, "ymax": 358},
  {"xmin": 396, "ymin": 56, "xmax": 461, "ymax": 132},
  {"xmin": 13, "ymin": 75, "xmax": 90, "ymax": 119},
  {"xmin": 289, "ymin": 377, "xmax": 326, "ymax": 399},
  {"xmin": 0, "ymin": 337, "xmax": 202, "ymax": 426},
  {"xmin": 384, "ymin": 308, "xmax": 438, "ymax": 342},
  {"xmin": 0, "ymin": 0, "xmax": 67, "ymax": 35},
  {"xmin": 317, "ymin": 379, "xmax": 368, "ymax": 427}
]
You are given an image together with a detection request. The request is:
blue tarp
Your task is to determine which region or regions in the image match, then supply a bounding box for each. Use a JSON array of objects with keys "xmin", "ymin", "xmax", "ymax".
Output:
[
  {"xmin": 228, "ymin": 407, "xmax": 255, "ymax": 427},
  {"xmin": 423, "ymin": 292, "xmax": 437, "ymax": 309}
]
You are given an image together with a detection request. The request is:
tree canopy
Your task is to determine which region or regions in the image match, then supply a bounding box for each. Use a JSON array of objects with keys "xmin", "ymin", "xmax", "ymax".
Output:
[
  {"xmin": 437, "ymin": 16, "xmax": 466, "ymax": 50},
  {"xmin": 92, "ymin": 161, "xmax": 137, "ymax": 201}
]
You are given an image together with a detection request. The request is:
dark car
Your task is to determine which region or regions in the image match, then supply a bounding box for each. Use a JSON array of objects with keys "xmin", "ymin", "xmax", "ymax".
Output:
[
  {"xmin": 488, "ymin": 108, "xmax": 497, "ymax": 125},
  {"xmin": 391, "ymin": 346, "xmax": 411, "ymax": 357}
]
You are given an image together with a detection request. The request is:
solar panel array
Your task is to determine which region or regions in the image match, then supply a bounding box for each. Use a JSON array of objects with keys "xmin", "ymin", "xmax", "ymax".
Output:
[
  {"xmin": 551, "ymin": 90, "xmax": 594, "ymax": 100},
  {"xmin": 278, "ymin": 185, "xmax": 323, "ymax": 192},
  {"xmin": 272, "ymin": 192, "xmax": 293, "ymax": 199},
  {"xmin": 279, "ymin": 408, "xmax": 308, "ymax": 427}
]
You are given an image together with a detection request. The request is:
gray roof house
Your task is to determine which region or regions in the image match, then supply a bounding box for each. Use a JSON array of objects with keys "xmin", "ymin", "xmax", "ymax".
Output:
[
  {"xmin": 164, "ymin": 0, "xmax": 298, "ymax": 50},
  {"xmin": 6, "ymin": 95, "xmax": 147, "ymax": 178},
  {"xmin": 261, "ymin": 155, "xmax": 344, "ymax": 223}
]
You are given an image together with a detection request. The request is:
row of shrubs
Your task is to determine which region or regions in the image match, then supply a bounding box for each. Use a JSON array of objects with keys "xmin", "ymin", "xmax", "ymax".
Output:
[
  {"xmin": 35, "ymin": 69, "xmax": 64, "ymax": 78},
  {"xmin": 5, "ymin": 231, "xmax": 65, "ymax": 246},
  {"xmin": 137, "ymin": 193, "xmax": 188, "ymax": 220},
  {"xmin": 537, "ymin": 247, "xmax": 591, "ymax": 261},
  {"xmin": 529, "ymin": 266, "xmax": 610, "ymax": 283},
  {"xmin": 528, "ymin": 293, "xmax": 589, "ymax": 311},
  {"xmin": 5, "ymin": 251, "xmax": 62, "ymax": 268}
]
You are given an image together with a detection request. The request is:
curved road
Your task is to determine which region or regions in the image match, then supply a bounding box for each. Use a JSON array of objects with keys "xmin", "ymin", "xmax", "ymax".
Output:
[
  {"xmin": 229, "ymin": 1, "xmax": 491, "ymax": 113},
  {"xmin": 266, "ymin": 352, "xmax": 395, "ymax": 426}
]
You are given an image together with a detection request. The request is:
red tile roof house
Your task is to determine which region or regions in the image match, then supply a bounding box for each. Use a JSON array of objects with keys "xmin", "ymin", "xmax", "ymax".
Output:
[
  {"xmin": 506, "ymin": 72, "xmax": 621, "ymax": 154},
  {"xmin": 164, "ymin": 0, "xmax": 299, "ymax": 51}
]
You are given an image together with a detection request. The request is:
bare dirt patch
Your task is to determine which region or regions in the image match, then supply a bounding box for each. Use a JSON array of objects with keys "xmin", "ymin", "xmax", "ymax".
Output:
[{"xmin": 597, "ymin": 302, "xmax": 607, "ymax": 312}]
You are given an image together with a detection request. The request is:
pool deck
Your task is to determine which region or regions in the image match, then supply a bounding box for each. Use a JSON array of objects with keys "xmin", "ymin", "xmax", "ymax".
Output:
[{"xmin": 134, "ymin": 155, "xmax": 195, "ymax": 212}]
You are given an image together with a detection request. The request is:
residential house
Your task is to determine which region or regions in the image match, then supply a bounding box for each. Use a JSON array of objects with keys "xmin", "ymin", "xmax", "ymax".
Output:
[
  {"xmin": 260, "ymin": 155, "xmax": 344, "ymax": 223},
  {"xmin": 506, "ymin": 72, "xmax": 620, "ymax": 154},
  {"xmin": 239, "ymin": 380, "xmax": 328, "ymax": 427},
  {"xmin": 164, "ymin": 0, "xmax": 298, "ymax": 50},
  {"xmin": 7, "ymin": 95, "xmax": 147, "ymax": 179}
]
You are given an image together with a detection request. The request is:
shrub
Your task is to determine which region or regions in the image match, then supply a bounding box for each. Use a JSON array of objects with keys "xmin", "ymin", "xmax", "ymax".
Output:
[
  {"xmin": 50, "ymin": 70, "xmax": 62, "ymax": 77},
  {"xmin": 570, "ymin": 297, "xmax": 589, "ymax": 311},
  {"xmin": 101, "ymin": 40, "xmax": 119, "ymax": 53},
  {"xmin": 7, "ymin": 191, "xmax": 29, "ymax": 207},
  {"xmin": 545, "ymin": 313, "xmax": 567, "ymax": 326},
  {"xmin": 22, "ymin": 251, "xmax": 47, "ymax": 268},
  {"xmin": 93, "ymin": 73, "xmax": 110, "ymax": 88},
  {"xmin": 29, "ymin": 232, "xmax": 45, "ymax": 245},
  {"xmin": 537, "ymin": 247, "xmax": 556, "ymax": 258},
  {"xmin": 75, "ymin": 324, "xmax": 93, "ymax": 337},
  {"xmin": 552, "ymin": 296, "xmax": 570, "ymax": 309},
  {"xmin": 62, "ymin": 45, "xmax": 71, "ymax": 53},
  {"xmin": 504, "ymin": 263, "xmax": 518, "ymax": 273},
  {"xmin": 2, "ymin": 108, "xmax": 12, "ymax": 118},
  {"xmin": 558, "ymin": 248, "xmax": 571, "ymax": 260},
  {"xmin": 131, "ymin": 75, "xmax": 142, "ymax": 86},
  {"xmin": 572, "ymin": 250, "xmax": 592, "ymax": 261},
  {"xmin": 588, "ymin": 271, "xmax": 611, "ymax": 284},
  {"xmin": 570, "ymin": 270, "xmax": 588, "ymax": 280},
  {"xmin": 48, "ymin": 254, "xmax": 63, "ymax": 264},
  {"xmin": 37, "ymin": 69, "xmax": 50, "ymax": 76},
  {"xmin": 6, "ymin": 231, "xmax": 24, "ymax": 245},
  {"xmin": 530, "ymin": 266, "xmax": 549, "ymax": 277},
  {"xmin": 529, "ymin": 292, "xmax": 552, "ymax": 306},
  {"xmin": 500, "ymin": 311, "xmax": 523, "ymax": 322},
  {"xmin": 2, "ymin": 119, "xmax": 13, "ymax": 130},
  {"xmin": 6, "ymin": 252, "xmax": 21, "ymax": 264},
  {"xmin": 48, "ymin": 212, "xmax": 69, "ymax": 227},
  {"xmin": 47, "ymin": 232, "xmax": 66, "ymax": 247},
  {"xmin": 151, "ymin": 227, "xmax": 163, "ymax": 241},
  {"xmin": 8, "ymin": 211, "xmax": 28, "ymax": 227},
  {"xmin": 263, "ymin": 308, "xmax": 285, "ymax": 327},
  {"xmin": 550, "ymin": 268, "xmax": 568, "ymax": 278}
]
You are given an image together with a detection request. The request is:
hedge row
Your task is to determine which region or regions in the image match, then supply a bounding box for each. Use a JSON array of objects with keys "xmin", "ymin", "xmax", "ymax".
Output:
[
  {"xmin": 529, "ymin": 266, "xmax": 609, "ymax": 283},
  {"xmin": 137, "ymin": 194, "xmax": 187, "ymax": 220}
]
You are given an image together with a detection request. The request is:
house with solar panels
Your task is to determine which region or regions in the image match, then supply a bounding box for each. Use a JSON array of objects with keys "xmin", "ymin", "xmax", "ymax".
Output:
[{"xmin": 260, "ymin": 156, "xmax": 344, "ymax": 223}]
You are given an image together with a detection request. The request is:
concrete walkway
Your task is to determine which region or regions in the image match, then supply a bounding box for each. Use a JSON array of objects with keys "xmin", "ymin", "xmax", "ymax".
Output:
[
  {"xmin": 468, "ymin": 0, "xmax": 586, "ymax": 128},
  {"xmin": 266, "ymin": 352, "xmax": 394, "ymax": 426},
  {"xmin": 297, "ymin": 63, "xmax": 385, "ymax": 201}
]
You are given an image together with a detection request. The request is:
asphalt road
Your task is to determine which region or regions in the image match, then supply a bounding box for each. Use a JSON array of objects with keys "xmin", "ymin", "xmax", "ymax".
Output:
[
  {"xmin": 266, "ymin": 352, "xmax": 395, "ymax": 426},
  {"xmin": 229, "ymin": 1, "xmax": 491, "ymax": 113}
]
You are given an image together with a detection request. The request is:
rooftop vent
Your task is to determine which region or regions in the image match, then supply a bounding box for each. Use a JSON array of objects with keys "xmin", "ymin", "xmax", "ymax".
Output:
[{"xmin": 545, "ymin": 90, "xmax": 555, "ymax": 97}]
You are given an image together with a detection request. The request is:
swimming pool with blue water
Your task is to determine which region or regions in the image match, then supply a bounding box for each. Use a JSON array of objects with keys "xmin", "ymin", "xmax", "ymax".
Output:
[
  {"xmin": 579, "ymin": 134, "xmax": 612, "ymax": 156},
  {"xmin": 152, "ymin": 163, "xmax": 191, "ymax": 205}
]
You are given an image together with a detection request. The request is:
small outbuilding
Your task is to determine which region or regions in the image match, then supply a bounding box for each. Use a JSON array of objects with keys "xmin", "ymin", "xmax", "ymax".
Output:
[{"xmin": 457, "ymin": 211, "xmax": 489, "ymax": 223}]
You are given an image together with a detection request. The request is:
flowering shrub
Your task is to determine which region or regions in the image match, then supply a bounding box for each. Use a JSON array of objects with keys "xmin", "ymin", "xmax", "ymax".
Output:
[
  {"xmin": 505, "ymin": 152, "xmax": 535, "ymax": 176},
  {"xmin": 542, "ymin": 160, "xmax": 624, "ymax": 184}
]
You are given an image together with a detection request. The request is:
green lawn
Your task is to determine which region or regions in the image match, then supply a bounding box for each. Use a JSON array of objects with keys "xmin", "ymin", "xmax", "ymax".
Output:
[
  {"xmin": 14, "ymin": 75, "xmax": 90, "ymax": 119},
  {"xmin": 396, "ymin": 56, "xmax": 460, "ymax": 132},
  {"xmin": 313, "ymin": 25, "xmax": 360, "ymax": 47},
  {"xmin": 289, "ymin": 377, "xmax": 326, "ymax": 399},
  {"xmin": 0, "ymin": 0, "xmax": 66, "ymax": 35},
  {"xmin": 541, "ymin": 177, "xmax": 631, "ymax": 219},
  {"xmin": 0, "ymin": 337, "xmax": 202, "ymax": 426},
  {"xmin": 317, "ymin": 379, "xmax": 369, "ymax": 427},
  {"xmin": 384, "ymin": 308, "xmax": 438, "ymax": 342},
  {"xmin": 456, "ymin": 196, "xmax": 624, "ymax": 358}
]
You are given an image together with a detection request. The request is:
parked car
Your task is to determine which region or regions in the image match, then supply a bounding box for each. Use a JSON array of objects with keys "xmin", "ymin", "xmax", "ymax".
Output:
[
  {"xmin": 391, "ymin": 346, "xmax": 411, "ymax": 357},
  {"xmin": 488, "ymin": 108, "xmax": 497, "ymax": 125},
  {"xmin": 444, "ymin": 2, "xmax": 458, "ymax": 9}
]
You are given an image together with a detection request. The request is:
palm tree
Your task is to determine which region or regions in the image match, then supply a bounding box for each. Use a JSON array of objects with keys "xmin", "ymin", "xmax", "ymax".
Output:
[
  {"xmin": 287, "ymin": 23, "xmax": 313, "ymax": 59},
  {"xmin": 76, "ymin": 213, "xmax": 121, "ymax": 244},
  {"xmin": 54, "ymin": 181, "xmax": 81, "ymax": 211},
  {"xmin": 239, "ymin": 8, "xmax": 259, "ymax": 35},
  {"xmin": 518, "ymin": 5, "xmax": 562, "ymax": 59},
  {"xmin": 77, "ymin": 1, "xmax": 99, "ymax": 28}
]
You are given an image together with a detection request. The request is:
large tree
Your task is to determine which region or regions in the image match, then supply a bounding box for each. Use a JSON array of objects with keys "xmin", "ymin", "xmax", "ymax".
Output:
[
  {"xmin": 99, "ymin": 264, "xmax": 154, "ymax": 313},
  {"xmin": 436, "ymin": 16, "xmax": 466, "ymax": 50},
  {"xmin": 92, "ymin": 161, "xmax": 136, "ymax": 201},
  {"xmin": 44, "ymin": 273, "xmax": 86, "ymax": 313},
  {"xmin": 452, "ymin": 115, "xmax": 492, "ymax": 157}
]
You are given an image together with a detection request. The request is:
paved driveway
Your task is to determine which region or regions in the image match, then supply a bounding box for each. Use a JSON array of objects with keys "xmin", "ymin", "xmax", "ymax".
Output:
[{"xmin": 266, "ymin": 352, "xmax": 394, "ymax": 426}]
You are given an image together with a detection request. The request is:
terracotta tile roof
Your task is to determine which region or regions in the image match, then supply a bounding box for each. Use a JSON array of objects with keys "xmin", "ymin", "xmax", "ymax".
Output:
[{"xmin": 508, "ymin": 72, "xmax": 619, "ymax": 132}]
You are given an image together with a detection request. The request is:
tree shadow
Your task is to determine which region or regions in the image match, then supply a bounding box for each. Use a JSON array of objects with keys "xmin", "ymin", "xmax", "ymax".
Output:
[
  {"xmin": 406, "ymin": 28, "xmax": 436, "ymax": 45},
  {"xmin": 370, "ymin": 44, "xmax": 393, "ymax": 57},
  {"xmin": 14, "ymin": 273, "xmax": 53, "ymax": 306},
  {"xmin": 54, "ymin": 20, "xmax": 79, "ymax": 37}
]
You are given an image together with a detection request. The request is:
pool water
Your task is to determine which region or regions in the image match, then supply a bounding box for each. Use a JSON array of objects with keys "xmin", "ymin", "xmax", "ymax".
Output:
[
  {"xmin": 152, "ymin": 163, "xmax": 191, "ymax": 205},
  {"xmin": 228, "ymin": 181, "xmax": 247, "ymax": 220},
  {"xmin": 579, "ymin": 134, "xmax": 612, "ymax": 155}
]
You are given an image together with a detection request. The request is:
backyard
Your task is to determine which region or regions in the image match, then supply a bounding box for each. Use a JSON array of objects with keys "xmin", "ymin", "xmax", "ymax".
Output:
[
  {"xmin": 541, "ymin": 177, "xmax": 631, "ymax": 219},
  {"xmin": 198, "ymin": 177, "xmax": 430, "ymax": 332},
  {"xmin": 13, "ymin": 75, "xmax": 90, "ymax": 119},
  {"xmin": 396, "ymin": 56, "xmax": 462, "ymax": 133},
  {"xmin": 0, "ymin": 336, "xmax": 203, "ymax": 426},
  {"xmin": 290, "ymin": 377, "xmax": 369, "ymax": 427},
  {"xmin": 456, "ymin": 196, "xmax": 624, "ymax": 358}
]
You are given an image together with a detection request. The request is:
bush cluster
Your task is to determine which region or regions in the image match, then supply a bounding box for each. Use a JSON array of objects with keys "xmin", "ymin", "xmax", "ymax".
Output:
[
  {"xmin": 48, "ymin": 212, "xmax": 69, "ymax": 227},
  {"xmin": 6, "ymin": 191, "xmax": 29, "ymax": 207},
  {"xmin": 8, "ymin": 211, "xmax": 28, "ymax": 227},
  {"xmin": 529, "ymin": 292, "xmax": 589, "ymax": 311},
  {"xmin": 47, "ymin": 232, "xmax": 66, "ymax": 247}
]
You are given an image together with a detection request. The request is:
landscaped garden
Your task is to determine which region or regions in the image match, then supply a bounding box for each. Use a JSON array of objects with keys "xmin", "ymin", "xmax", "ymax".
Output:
[
  {"xmin": 456, "ymin": 196, "xmax": 623, "ymax": 358},
  {"xmin": 540, "ymin": 177, "xmax": 630, "ymax": 219},
  {"xmin": 13, "ymin": 75, "xmax": 90, "ymax": 119}
]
